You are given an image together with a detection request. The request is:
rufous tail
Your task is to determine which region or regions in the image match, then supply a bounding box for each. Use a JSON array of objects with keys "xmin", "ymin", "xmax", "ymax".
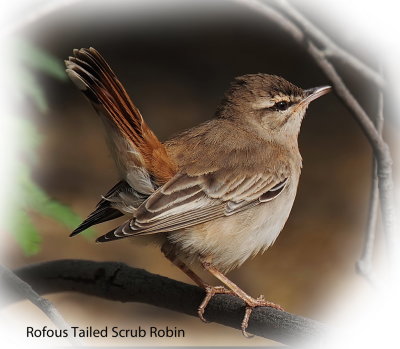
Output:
[{"xmin": 65, "ymin": 47, "xmax": 176, "ymax": 187}]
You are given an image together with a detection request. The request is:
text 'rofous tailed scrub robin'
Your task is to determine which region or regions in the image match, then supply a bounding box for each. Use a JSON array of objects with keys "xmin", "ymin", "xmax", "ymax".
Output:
[{"xmin": 65, "ymin": 47, "xmax": 331, "ymax": 337}]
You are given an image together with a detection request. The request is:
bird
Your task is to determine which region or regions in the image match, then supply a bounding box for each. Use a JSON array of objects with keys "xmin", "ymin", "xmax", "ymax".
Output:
[{"xmin": 65, "ymin": 47, "xmax": 331, "ymax": 337}]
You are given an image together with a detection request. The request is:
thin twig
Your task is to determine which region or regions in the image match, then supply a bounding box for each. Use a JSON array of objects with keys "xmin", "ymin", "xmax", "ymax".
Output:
[
  {"xmin": 305, "ymin": 45, "xmax": 396, "ymax": 266},
  {"xmin": 0, "ymin": 264, "xmax": 82, "ymax": 347},
  {"xmin": 274, "ymin": 0, "xmax": 384, "ymax": 88},
  {"xmin": 232, "ymin": 0, "xmax": 396, "ymax": 273},
  {"xmin": 232, "ymin": 0, "xmax": 305, "ymax": 41},
  {"xmin": 356, "ymin": 91, "xmax": 384, "ymax": 284},
  {"xmin": 2, "ymin": 259, "xmax": 328, "ymax": 346}
]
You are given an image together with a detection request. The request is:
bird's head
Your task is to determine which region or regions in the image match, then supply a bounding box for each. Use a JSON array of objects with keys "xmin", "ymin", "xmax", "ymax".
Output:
[{"xmin": 217, "ymin": 74, "xmax": 331, "ymax": 142}]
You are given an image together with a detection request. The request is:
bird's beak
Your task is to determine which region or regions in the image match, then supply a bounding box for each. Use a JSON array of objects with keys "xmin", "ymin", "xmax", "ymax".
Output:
[{"xmin": 301, "ymin": 85, "xmax": 332, "ymax": 106}]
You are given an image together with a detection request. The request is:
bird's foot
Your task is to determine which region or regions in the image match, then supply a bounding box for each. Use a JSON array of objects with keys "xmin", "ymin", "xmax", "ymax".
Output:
[
  {"xmin": 198, "ymin": 285, "xmax": 234, "ymax": 322},
  {"xmin": 198, "ymin": 260, "xmax": 284, "ymax": 337},
  {"xmin": 241, "ymin": 295, "xmax": 284, "ymax": 338}
]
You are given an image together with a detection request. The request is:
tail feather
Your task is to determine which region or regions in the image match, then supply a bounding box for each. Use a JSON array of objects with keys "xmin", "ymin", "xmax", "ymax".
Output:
[
  {"xmin": 70, "ymin": 180, "xmax": 130, "ymax": 236},
  {"xmin": 70, "ymin": 206, "xmax": 123, "ymax": 237},
  {"xmin": 70, "ymin": 178, "xmax": 153, "ymax": 236},
  {"xmin": 65, "ymin": 47, "xmax": 178, "ymax": 237},
  {"xmin": 65, "ymin": 47, "xmax": 177, "ymax": 187}
]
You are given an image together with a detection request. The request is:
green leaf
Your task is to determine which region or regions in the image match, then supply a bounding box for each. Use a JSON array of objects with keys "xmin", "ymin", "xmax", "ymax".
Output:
[
  {"xmin": 14, "ymin": 117, "xmax": 42, "ymax": 164},
  {"xmin": 12, "ymin": 39, "xmax": 68, "ymax": 111},
  {"xmin": 10, "ymin": 210, "xmax": 42, "ymax": 256},
  {"xmin": 17, "ymin": 116, "xmax": 43, "ymax": 149},
  {"xmin": 16, "ymin": 67, "xmax": 48, "ymax": 112},
  {"xmin": 15, "ymin": 38, "xmax": 67, "ymax": 81},
  {"xmin": 6, "ymin": 40, "xmax": 95, "ymax": 257},
  {"xmin": 20, "ymin": 172, "xmax": 94, "ymax": 238}
]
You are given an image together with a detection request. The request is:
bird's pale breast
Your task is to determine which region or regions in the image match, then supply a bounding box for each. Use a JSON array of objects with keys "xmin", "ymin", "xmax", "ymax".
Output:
[{"xmin": 167, "ymin": 173, "xmax": 299, "ymax": 273}]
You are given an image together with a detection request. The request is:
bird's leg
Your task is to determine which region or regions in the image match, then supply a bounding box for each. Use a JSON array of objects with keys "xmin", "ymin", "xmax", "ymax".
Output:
[
  {"xmin": 196, "ymin": 285, "xmax": 234, "ymax": 323},
  {"xmin": 161, "ymin": 244, "xmax": 233, "ymax": 322},
  {"xmin": 161, "ymin": 243, "xmax": 208, "ymax": 288},
  {"xmin": 201, "ymin": 259, "xmax": 284, "ymax": 337}
]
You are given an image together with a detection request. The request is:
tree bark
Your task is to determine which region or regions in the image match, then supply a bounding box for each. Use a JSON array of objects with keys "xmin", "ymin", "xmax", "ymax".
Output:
[{"xmin": 1, "ymin": 259, "xmax": 328, "ymax": 345}]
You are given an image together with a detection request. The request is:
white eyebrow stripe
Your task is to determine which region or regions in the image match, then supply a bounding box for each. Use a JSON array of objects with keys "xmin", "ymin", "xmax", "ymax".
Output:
[
  {"xmin": 252, "ymin": 99, "xmax": 275, "ymax": 109},
  {"xmin": 252, "ymin": 95, "xmax": 295, "ymax": 110}
]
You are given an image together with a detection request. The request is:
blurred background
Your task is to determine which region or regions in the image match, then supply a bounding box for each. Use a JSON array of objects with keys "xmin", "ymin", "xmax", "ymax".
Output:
[{"xmin": 1, "ymin": 0, "xmax": 396, "ymax": 346}]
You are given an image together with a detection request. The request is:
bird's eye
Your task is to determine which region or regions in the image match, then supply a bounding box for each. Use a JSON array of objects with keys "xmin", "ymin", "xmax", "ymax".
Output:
[{"xmin": 274, "ymin": 101, "xmax": 289, "ymax": 111}]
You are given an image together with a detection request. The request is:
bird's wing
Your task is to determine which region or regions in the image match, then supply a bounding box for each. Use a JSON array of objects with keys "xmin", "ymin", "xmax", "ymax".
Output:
[
  {"xmin": 70, "ymin": 180, "xmax": 149, "ymax": 237},
  {"xmin": 65, "ymin": 47, "xmax": 177, "ymax": 191},
  {"xmin": 96, "ymin": 169, "xmax": 289, "ymax": 242}
]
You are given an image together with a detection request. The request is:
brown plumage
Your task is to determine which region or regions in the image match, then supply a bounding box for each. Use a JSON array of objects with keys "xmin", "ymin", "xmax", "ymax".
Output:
[
  {"xmin": 66, "ymin": 48, "xmax": 176, "ymax": 186},
  {"xmin": 65, "ymin": 48, "xmax": 331, "ymax": 336}
]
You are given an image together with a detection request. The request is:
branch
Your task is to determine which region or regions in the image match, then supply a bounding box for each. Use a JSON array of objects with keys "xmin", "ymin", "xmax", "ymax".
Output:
[
  {"xmin": 274, "ymin": 0, "xmax": 384, "ymax": 88},
  {"xmin": 356, "ymin": 91, "xmax": 384, "ymax": 284},
  {"xmin": 0, "ymin": 264, "xmax": 82, "ymax": 347},
  {"xmin": 231, "ymin": 0, "xmax": 397, "ymax": 273},
  {"xmin": 2, "ymin": 259, "xmax": 328, "ymax": 345}
]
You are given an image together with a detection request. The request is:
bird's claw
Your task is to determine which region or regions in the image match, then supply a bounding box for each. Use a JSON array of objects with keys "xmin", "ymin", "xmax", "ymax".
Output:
[
  {"xmin": 198, "ymin": 285, "xmax": 233, "ymax": 323},
  {"xmin": 198, "ymin": 287, "xmax": 283, "ymax": 338},
  {"xmin": 241, "ymin": 296, "xmax": 284, "ymax": 337}
]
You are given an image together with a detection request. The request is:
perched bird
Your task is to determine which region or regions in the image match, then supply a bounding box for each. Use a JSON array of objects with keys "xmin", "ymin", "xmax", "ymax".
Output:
[{"xmin": 65, "ymin": 47, "xmax": 331, "ymax": 336}]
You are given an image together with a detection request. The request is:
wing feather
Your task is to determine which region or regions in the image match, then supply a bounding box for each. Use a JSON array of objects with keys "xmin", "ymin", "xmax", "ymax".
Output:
[{"xmin": 96, "ymin": 169, "xmax": 289, "ymax": 242}]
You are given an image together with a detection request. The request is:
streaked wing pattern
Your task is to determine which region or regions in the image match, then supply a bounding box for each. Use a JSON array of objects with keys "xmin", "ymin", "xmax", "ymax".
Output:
[{"xmin": 96, "ymin": 171, "xmax": 288, "ymax": 242}]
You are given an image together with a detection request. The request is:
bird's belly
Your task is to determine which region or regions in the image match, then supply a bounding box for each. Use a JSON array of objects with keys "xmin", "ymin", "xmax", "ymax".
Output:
[{"xmin": 167, "ymin": 184, "xmax": 297, "ymax": 273}]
